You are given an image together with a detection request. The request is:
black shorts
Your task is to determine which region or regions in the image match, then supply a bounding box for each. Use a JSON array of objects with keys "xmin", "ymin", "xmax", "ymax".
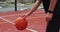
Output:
[
  {"xmin": 46, "ymin": 0, "xmax": 60, "ymax": 32},
  {"xmin": 46, "ymin": 14, "xmax": 60, "ymax": 32}
]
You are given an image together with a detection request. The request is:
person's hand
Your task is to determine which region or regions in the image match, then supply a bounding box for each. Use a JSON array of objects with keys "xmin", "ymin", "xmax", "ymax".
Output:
[
  {"xmin": 22, "ymin": 13, "xmax": 30, "ymax": 18},
  {"xmin": 46, "ymin": 12, "xmax": 53, "ymax": 21}
]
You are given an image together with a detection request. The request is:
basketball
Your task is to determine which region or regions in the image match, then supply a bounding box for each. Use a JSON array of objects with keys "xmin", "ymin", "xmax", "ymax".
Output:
[{"xmin": 15, "ymin": 17, "xmax": 27, "ymax": 30}]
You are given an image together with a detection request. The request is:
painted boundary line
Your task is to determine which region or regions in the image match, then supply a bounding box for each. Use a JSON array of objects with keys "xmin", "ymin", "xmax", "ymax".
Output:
[
  {"xmin": 1, "ymin": 15, "xmax": 46, "ymax": 20},
  {"xmin": 0, "ymin": 13, "xmax": 46, "ymax": 20},
  {"xmin": 0, "ymin": 14, "xmax": 25, "ymax": 17},
  {"xmin": 0, "ymin": 22, "xmax": 7, "ymax": 25},
  {"xmin": 0, "ymin": 17, "xmax": 38, "ymax": 32},
  {"xmin": 0, "ymin": 11, "xmax": 45, "ymax": 17}
]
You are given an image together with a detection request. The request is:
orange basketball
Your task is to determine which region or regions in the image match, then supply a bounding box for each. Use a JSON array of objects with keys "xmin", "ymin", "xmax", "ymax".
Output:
[{"xmin": 15, "ymin": 17, "xmax": 27, "ymax": 30}]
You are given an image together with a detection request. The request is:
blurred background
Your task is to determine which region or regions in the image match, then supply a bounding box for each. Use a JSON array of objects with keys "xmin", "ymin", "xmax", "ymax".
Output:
[
  {"xmin": 0, "ymin": 0, "xmax": 46, "ymax": 32},
  {"xmin": 0, "ymin": 0, "xmax": 44, "ymax": 12}
]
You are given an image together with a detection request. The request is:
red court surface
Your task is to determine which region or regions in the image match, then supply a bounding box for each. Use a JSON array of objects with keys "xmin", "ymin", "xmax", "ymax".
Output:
[{"xmin": 0, "ymin": 10, "xmax": 48, "ymax": 32}]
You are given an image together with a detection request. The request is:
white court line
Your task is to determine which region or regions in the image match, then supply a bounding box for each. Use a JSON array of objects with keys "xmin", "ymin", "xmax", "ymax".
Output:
[
  {"xmin": 0, "ymin": 13, "xmax": 46, "ymax": 20},
  {"xmin": 0, "ymin": 14, "xmax": 25, "ymax": 17},
  {"xmin": 0, "ymin": 22, "xmax": 7, "ymax": 25},
  {"xmin": 0, "ymin": 14, "xmax": 46, "ymax": 20},
  {"xmin": 0, "ymin": 12, "xmax": 46, "ymax": 20},
  {"xmin": 0, "ymin": 17, "xmax": 38, "ymax": 32},
  {"xmin": 0, "ymin": 11, "xmax": 45, "ymax": 17}
]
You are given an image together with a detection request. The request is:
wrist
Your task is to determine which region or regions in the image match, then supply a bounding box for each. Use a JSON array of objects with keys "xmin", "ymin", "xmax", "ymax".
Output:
[{"xmin": 48, "ymin": 10, "xmax": 53, "ymax": 13}]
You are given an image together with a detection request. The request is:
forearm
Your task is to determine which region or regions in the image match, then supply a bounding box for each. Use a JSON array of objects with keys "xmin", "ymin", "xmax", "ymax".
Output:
[
  {"xmin": 30, "ymin": 0, "xmax": 41, "ymax": 11},
  {"xmin": 48, "ymin": 0, "xmax": 57, "ymax": 12},
  {"xmin": 26, "ymin": 0, "xmax": 41, "ymax": 16}
]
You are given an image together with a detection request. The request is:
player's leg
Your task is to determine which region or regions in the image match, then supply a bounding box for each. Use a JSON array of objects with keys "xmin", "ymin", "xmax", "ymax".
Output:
[
  {"xmin": 46, "ymin": 21, "xmax": 59, "ymax": 32},
  {"xmin": 46, "ymin": 17, "xmax": 59, "ymax": 32}
]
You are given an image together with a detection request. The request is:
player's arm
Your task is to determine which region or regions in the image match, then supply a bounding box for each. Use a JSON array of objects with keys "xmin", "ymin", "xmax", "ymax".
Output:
[
  {"xmin": 48, "ymin": 0, "xmax": 57, "ymax": 13},
  {"xmin": 46, "ymin": 0, "xmax": 57, "ymax": 21},
  {"xmin": 25, "ymin": 0, "xmax": 42, "ymax": 17}
]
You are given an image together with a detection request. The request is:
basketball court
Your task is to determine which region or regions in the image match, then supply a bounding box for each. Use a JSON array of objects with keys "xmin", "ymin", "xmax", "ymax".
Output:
[{"xmin": 0, "ymin": 9, "xmax": 47, "ymax": 32}]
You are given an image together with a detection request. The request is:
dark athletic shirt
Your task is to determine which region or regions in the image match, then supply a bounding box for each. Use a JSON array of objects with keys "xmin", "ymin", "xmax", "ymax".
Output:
[{"xmin": 42, "ymin": 0, "xmax": 50, "ymax": 13}]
